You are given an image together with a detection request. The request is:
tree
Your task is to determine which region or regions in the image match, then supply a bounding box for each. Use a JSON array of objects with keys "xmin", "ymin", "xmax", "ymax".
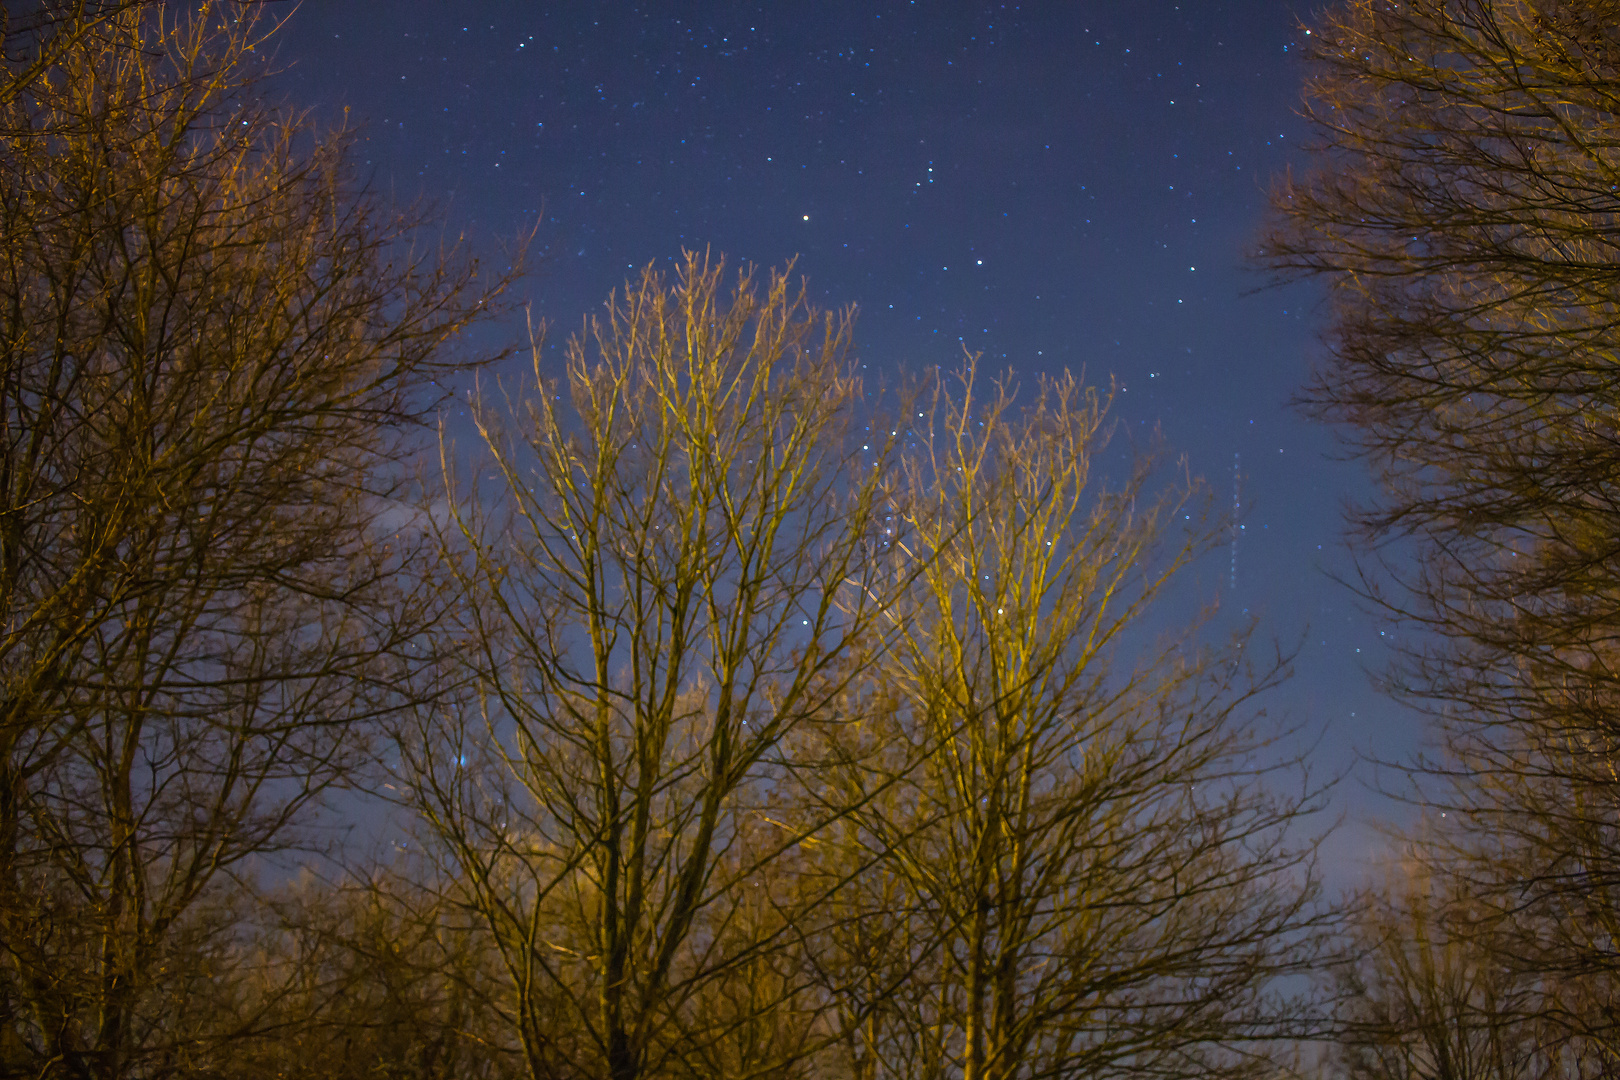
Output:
[
  {"xmin": 232, "ymin": 870, "xmax": 521, "ymax": 1080},
  {"xmin": 1260, "ymin": 0, "xmax": 1620, "ymax": 1064},
  {"xmin": 1328, "ymin": 858, "xmax": 1557, "ymax": 1080},
  {"xmin": 404, "ymin": 252, "xmax": 903, "ymax": 1080},
  {"xmin": 0, "ymin": 1, "xmax": 161, "ymax": 108},
  {"xmin": 810, "ymin": 364, "xmax": 1328, "ymax": 1080},
  {"xmin": 0, "ymin": 5, "xmax": 501, "ymax": 1076}
]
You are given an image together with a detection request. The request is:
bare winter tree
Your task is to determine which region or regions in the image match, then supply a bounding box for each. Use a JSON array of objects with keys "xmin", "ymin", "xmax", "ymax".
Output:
[
  {"xmin": 0, "ymin": 5, "xmax": 502, "ymax": 1076},
  {"xmin": 810, "ymin": 363, "xmax": 1328, "ymax": 1080},
  {"xmin": 404, "ymin": 252, "xmax": 904, "ymax": 1080},
  {"xmin": 1260, "ymin": 0, "xmax": 1620, "ymax": 1065},
  {"xmin": 1328, "ymin": 856, "xmax": 1561, "ymax": 1080},
  {"xmin": 230, "ymin": 869, "xmax": 521, "ymax": 1080},
  {"xmin": 0, "ymin": 1, "xmax": 162, "ymax": 108}
]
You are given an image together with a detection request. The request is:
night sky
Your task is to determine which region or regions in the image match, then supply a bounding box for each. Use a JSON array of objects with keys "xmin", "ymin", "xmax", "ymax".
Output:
[{"xmin": 273, "ymin": 1, "xmax": 1406, "ymax": 882}]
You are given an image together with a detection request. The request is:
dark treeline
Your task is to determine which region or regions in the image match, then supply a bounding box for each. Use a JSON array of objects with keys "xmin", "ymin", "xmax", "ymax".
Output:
[
  {"xmin": 6, "ymin": 1, "xmax": 1616, "ymax": 1079},
  {"xmin": 1262, "ymin": 0, "xmax": 1620, "ymax": 1077}
]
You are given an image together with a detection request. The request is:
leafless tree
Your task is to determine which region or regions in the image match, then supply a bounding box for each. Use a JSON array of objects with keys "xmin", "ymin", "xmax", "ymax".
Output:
[
  {"xmin": 810, "ymin": 362, "xmax": 1329, "ymax": 1080},
  {"xmin": 1328, "ymin": 856, "xmax": 1561, "ymax": 1080},
  {"xmin": 1260, "ymin": 0, "xmax": 1620, "ymax": 1065},
  {"xmin": 0, "ymin": 1, "xmax": 164, "ymax": 108},
  {"xmin": 0, "ymin": 5, "xmax": 502, "ymax": 1076},
  {"xmin": 404, "ymin": 252, "xmax": 904, "ymax": 1080},
  {"xmin": 228, "ymin": 869, "xmax": 521, "ymax": 1080}
]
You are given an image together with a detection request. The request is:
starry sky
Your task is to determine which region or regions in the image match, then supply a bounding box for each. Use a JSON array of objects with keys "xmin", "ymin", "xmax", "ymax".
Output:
[{"xmin": 272, "ymin": 0, "xmax": 1407, "ymax": 881}]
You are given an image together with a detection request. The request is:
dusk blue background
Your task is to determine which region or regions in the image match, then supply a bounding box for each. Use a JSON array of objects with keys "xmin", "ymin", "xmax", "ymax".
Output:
[{"xmin": 271, "ymin": 1, "xmax": 1410, "ymax": 886}]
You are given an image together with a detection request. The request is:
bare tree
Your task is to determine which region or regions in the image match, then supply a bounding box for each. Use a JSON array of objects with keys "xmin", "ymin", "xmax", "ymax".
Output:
[
  {"xmin": 0, "ymin": 1, "xmax": 163, "ymax": 108},
  {"xmin": 1328, "ymin": 857, "xmax": 1559, "ymax": 1080},
  {"xmin": 227, "ymin": 869, "xmax": 521, "ymax": 1080},
  {"xmin": 812, "ymin": 363, "xmax": 1328, "ymax": 1080},
  {"xmin": 1259, "ymin": 0, "xmax": 1620, "ymax": 1064},
  {"xmin": 405, "ymin": 252, "xmax": 903, "ymax": 1080},
  {"xmin": 0, "ymin": 5, "xmax": 501, "ymax": 1076}
]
